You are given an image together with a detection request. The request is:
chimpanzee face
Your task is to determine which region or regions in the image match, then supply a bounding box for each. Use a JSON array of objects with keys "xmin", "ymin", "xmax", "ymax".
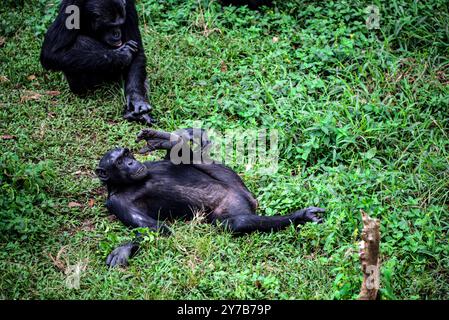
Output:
[
  {"xmin": 100, "ymin": 25, "xmax": 123, "ymax": 47},
  {"xmin": 85, "ymin": 0, "xmax": 127, "ymax": 47},
  {"xmin": 96, "ymin": 148, "xmax": 148, "ymax": 185}
]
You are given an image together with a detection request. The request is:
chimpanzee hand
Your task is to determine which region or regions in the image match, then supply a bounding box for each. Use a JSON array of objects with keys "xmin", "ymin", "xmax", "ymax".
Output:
[
  {"xmin": 124, "ymin": 96, "xmax": 154, "ymax": 125},
  {"xmin": 106, "ymin": 225, "xmax": 171, "ymax": 267},
  {"xmin": 292, "ymin": 207, "xmax": 325, "ymax": 225},
  {"xmin": 115, "ymin": 40, "xmax": 139, "ymax": 67},
  {"xmin": 106, "ymin": 242, "xmax": 138, "ymax": 268}
]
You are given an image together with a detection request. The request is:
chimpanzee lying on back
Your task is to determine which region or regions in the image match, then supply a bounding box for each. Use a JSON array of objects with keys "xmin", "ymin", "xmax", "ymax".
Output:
[{"xmin": 96, "ymin": 128, "xmax": 324, "ymax": 267}]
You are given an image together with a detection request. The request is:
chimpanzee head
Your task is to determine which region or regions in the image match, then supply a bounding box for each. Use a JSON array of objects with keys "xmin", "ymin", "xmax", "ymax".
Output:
[
  {"xmin": 83, "ymin": 0, "xmax": 127, "ymax": 47},
  {"xmin": 96, "ymin": 147, "xmax": 148, "ymax": 185}
]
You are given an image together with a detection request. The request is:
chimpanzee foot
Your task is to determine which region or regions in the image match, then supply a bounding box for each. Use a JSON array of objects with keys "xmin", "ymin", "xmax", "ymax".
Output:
[
  {"xmin": 106, "ymin": 242, "xmax": 138, "ymax": 268},
  {"xmin": 136, "ymin": 128, "xmax": 211, "ymax": 155},
  {"xmin": 293, "ymin": 207, "xmax": 325, "ymax": 224},
  {"xmin": 136, "ymin": 129, "xmax": 180, "ymax": 154}
]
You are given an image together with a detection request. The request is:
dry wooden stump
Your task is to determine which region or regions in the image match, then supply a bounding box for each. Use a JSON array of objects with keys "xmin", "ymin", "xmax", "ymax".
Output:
[{"xmin": 358, "ymin": 210, "xmax": 381, "ymax": 300}]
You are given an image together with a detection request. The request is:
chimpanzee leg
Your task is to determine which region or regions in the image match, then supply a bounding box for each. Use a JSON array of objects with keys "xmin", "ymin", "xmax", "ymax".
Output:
[
  {"xmin": 59, "ymin": 36, "xmax": 130, "ymax": 94},
  {"xmin": 65, "ymin": 72, "xmax": 109, "ymax": 94},
  {"xmin": 213, "ymin": 207, "xmax": 324, "ymax": 235},
  {"xmin": 56, "ymin": 36, "xmax": 133, "ymax": 74},
  {"xmin": 136, "ymin": 128, "xmax": 210, "ymax": 159}
]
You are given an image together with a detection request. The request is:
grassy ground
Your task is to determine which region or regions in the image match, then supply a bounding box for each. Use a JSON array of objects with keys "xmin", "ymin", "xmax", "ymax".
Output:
[{"xmin": 0, "ymin": 0, "xmax": 448, "ymax": 299}]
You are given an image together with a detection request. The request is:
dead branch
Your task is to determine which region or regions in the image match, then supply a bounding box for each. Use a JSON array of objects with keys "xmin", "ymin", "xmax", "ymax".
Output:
[{"xmin": 358, "ymin": 210, "xmax": 381, "ymax": 300}]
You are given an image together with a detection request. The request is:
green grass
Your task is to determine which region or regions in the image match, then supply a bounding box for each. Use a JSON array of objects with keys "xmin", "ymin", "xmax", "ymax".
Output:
[{"xmin": 0, "ymin": 0, "xmax": 448, "ymax": 299}]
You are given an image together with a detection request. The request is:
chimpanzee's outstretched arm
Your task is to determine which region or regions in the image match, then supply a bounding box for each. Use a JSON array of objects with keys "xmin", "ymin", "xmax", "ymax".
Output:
[
  {"xmin": 123, "ymin": 53, "xmax": 152, "ymax": 123},
  {"xmin": 213, "ymin": 207, "xmax": 324, "ymax": 235},
  {"xmin": 106, "ymin": 197, "xmax": 168, "ymax": 230},
  {"xmin": 122, "ymin": 0, "xmax": 153, "ymax": 124},
  {"xmin": 105, "ymin": 197, "xmax": 169, "ymax": 267}
]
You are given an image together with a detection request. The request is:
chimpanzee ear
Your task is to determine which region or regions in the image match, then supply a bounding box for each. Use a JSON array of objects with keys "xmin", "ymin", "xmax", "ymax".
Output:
[{"xmin": 95, "ymin": 167, "xmax": 109, "ymax": 182}]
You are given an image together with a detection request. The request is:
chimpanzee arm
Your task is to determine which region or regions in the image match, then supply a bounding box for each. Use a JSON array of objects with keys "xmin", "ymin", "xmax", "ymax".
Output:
[
  {"xmin": 40, "ymin": 0, "xmax": 138, "ymax": 73},
  {"xmin": 40, "ymin": 0, "xmax": 85, "ymax": 61},
  {"xmin": 41, "ymin": 36, "xmax": 138, "ymax": 74},
  {"xmin": 105, "ymin": 197, "xmax": 169, "ymax": 267},
  {"xmin": 122, "ymin": 0, "xmax": 153, "ymax": 124},
  {"xmin": 106, "ymin": 196, "xmax": 166, "ymax": 230}
]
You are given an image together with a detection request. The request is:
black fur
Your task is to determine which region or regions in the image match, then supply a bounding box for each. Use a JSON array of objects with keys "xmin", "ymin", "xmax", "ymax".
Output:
[
  {"xmin": 96, "ymin": 129, "xmax": 324, "ymax": 267},
  {"xmin": 40, "ymin": 0, "xmax": 153, "ymax": 124}
]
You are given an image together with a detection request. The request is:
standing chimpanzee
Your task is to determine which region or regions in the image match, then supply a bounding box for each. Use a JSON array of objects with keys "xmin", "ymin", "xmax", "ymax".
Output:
[
  {"xmin": 96, "ymin": 128, "xmax": 324, "ymax": 267},
  {"xmin": 40, "ymin": 0, "xmax": 153, "ymax": 124}
]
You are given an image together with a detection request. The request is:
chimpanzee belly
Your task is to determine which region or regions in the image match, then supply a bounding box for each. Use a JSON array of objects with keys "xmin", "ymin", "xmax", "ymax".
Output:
[{"xmin": 135, "ymin": 161, "xmax": 232, "ymax": 220}]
